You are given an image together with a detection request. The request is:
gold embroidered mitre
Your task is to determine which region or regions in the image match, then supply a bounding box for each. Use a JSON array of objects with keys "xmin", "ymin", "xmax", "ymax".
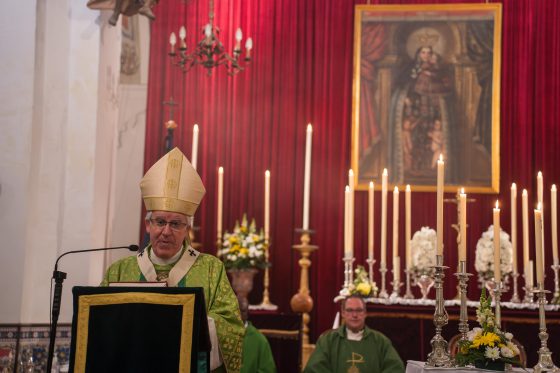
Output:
[{"xmin": 140, "ymin": 147, "xmax": 206, "ymax": 216}]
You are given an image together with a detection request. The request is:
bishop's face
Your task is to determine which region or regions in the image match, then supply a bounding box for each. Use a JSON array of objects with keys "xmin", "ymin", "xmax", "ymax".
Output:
[{"xmin": 145, "ymin": 211, "xmax": 190, "ymax": 259}]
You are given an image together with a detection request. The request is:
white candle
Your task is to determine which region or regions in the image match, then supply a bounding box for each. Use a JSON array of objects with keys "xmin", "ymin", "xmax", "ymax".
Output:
[
  {"xmin": 381, "ymin": 169, "xmax": 388, "ymax": 268},
  {"xmin": 393, "ymin": 186, "xmax": 399, "ymax": 260},
  {"xmin": 349, "ymin": 169, "xmax": 354, "ymax": 257},
  {"xmin": 459, "ymin": 189, "xmax": 467, "ymax": 263},
  {"xmin": 302, "ymin": 124, "xmax": 313, "ymax": 230},
  {"xmin": 493, "ymin": 201, "xmax": 501, "ymax": 282},
  {"xmin": 437, "ymin": 155, "xmax": 444, "ymax": 256},
  {"xmin": 191, "ymin": 124, "xmax": 199, "ymax": 171},
  {"xmin": 552, "ymin": 185, "xmax": 558, "ymax": 265},
  {"xmin": 264, "ymin": 170, "xmax": 270, "ymax": 240},
  {"xmin": 217, "ymin": 167, "xmax": 224, "ymax": 240},
  {"xmin": 535, "ymin": 205, "xmax": 544, "ymax": 285},
  {"xmin": 368, "ymin": 181, "xmax": 374, "ymax": 261},
  {"xmin": 405, "ymin": 185, "xmax": 411, "ymax": 270},
  {"xmin": 527, "ymin": 259, "xmax": 534, "ymax": 289},
  {"xmin": 344, "ymin": 186, "xmax": 351, "ymax": 259},
  {"xmin": 537, "ymin": 171, "xmax": 543, "ymax": 205},
  {"xmin": 522, "ymin": 189, "xmax": 530, "ymax": 280},
  {"xmin": 393, "ymin": 256, "xmax": 400, "ymax": 284},
  {"xmin": 511, "ymin": 183, "xmax": 518, "ymax": 274}
]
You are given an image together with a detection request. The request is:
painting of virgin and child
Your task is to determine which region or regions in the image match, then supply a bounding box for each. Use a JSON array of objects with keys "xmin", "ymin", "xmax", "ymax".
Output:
[{"xmin": 352, "ymin": 4, "xmax": 501, "ymax": 193}]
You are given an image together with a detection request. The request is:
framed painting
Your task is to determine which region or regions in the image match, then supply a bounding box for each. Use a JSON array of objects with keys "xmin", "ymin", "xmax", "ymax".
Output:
[{"xmin": 351, "ymin": 4, "xmax": 502, "ymax": 193}]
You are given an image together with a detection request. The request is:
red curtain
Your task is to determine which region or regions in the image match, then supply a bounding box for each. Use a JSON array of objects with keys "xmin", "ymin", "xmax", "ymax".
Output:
[{"xmin": 144, "ymin": 0, "xmax": 560, "ymax": 341}]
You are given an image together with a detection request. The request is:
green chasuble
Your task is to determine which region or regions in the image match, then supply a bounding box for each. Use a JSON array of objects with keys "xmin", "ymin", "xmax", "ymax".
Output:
[
  {"xmin": 101, "ymin": 245, "xmax": 245, "ymax": 373},
  {"xmin": 304, "ymin": 325, "xmax": 404, "ymax": 373},
  {"xmin": 240, "ymin": 322, "xmax": 276, "ymax": 373}
]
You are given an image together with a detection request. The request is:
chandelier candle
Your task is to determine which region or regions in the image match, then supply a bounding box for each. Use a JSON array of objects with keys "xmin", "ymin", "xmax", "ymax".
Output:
[{"xmin": 302, "ymin": 124, "xmax": 313, "ymax": 230}]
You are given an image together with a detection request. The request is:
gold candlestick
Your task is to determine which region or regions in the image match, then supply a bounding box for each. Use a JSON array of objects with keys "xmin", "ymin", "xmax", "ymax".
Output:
[
  {"xmin": 257, "ymin": 239, "xmax": 278, "ymax": 310},
  {"xmin": 290, "ymin": 229, "xmax": 318, "ymax": 368}
]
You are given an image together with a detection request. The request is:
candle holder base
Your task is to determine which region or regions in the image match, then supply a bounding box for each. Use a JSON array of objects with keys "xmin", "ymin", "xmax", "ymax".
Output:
[
  {"xmin": 390, "ymin": 280, "xmax": 403, "ymax": 299},
  {"xmin": 454, "ymin": 264, "xmax": 472, "ymax": 343},
  {"xmin": 523, "ymin": 285, "xmax": 535, "ymax": 303},
  {"xmin": 404, "ymin": 269, "xmax": 414, "ymax": 299},
  {"xmin": 532, "ymin": 288, "xmax": 560, "ymax": 373}
]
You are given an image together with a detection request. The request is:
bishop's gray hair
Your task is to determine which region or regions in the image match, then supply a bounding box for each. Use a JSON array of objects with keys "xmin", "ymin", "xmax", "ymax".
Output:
[{"xmin": 145, "ymin": 211, "xmax": 193, "ymax": 227}]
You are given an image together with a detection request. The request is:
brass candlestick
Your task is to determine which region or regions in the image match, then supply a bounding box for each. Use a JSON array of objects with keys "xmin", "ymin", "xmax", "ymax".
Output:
[
  {"xmin": 290, "ymin": 229, "xmax": 318, "ymax": 368},
  {"xmin": 552, "ymin": 264, "xmax": 560, "ymax": 304},
  {"xmin": 426, "ymin": 255, "xmax": 454, "ymax": 367},
  {"xmin": 510, "ymin": 271, "xmax": 521, "ymax": 303},
  {"xmin": 258, "ymin": 239, "xmax": 278, "ymax": 310},
  {"xmin": 454, "ymin": 261, "xmax": 472, "ymax": 343},
  {"xmin": 532, "ymin": 284, "xmax": 560, "ymax": 372}
]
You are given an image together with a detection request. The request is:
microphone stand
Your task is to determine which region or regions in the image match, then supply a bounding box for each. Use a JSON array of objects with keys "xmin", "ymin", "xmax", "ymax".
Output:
[{"xmin": 46, "ymin": 245, "xmax": 139, "ymax": 372}]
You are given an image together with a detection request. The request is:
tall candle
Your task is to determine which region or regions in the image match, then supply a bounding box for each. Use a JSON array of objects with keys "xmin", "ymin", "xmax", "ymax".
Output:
[
  {"xmin": 349, "ymin": 169, "xmax": 354, "ymax": 257},
  {"xmin": 459, "ymin": 189, "xmax": 467, "ymax": 262},
  {"xmin": 493, "ymin": 201, "xmax": 501, "ymax": 282},
  {"xmin": 522, "ymin": 189, "xmax": 530, "ymax": 280},
  {"xmin": 302, "ymin": 124, "xmax": 313, "ymax": 230},
  {"xmin": 393, "ymin": 186, "xmax": 399, "ymax": 259},
  {"xmin": 368, "ymin": 181, "xmax": 375, "ymax": 261},
  {"xmin": 552, "ymin": 185, "xmax": 558, "ymax": 265},
  {"xmin": 534, "ymin": 206, "xmax": 544, "ymax": 285},
  {"xmin": 537, "ymin": 171, "xmax": 543, "ymax": 205},
  {"xmin": 527, "ymin": 259, "xmax": 534, "ymax": 289},
  {"xmin": 437, "ymin": 155, "xmax": 444, "ymax": 256},
  {"xmin": 393, "ymin": 256, "xmax": 400, "ymax": 284},
  {"xmin": 217, "ymin": 167, "xmax": 224, "ymax": 240},
  {"xmin": 344, "ymin": 186, "xmax": 351, "ymax": 259},
  {"xmin": 381, "ymin": 169, "xmax": 388, "ymax": 268},
  {"xmin": 511, "ymin": 183, "xmax": 518, "ymax": 274},
  {"xmin": 405, "ymin": 185, "xmax": 411, "ymax": 270},
  {"xmin": 264, "ymin": 170, "xmax": 270, "ymax": 239},
  {"xmin": 191, "ymin": 124, "xmax": 199, "ymax": 170}
]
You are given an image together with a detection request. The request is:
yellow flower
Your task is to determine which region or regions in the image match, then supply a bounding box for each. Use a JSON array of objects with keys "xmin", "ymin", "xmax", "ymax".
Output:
[
  {"xmin": 240, "ymin": 226, "xmax": 248, "ymax": 233},
  {"xmin": 231, "ymin": 244, "xmax": 241, "ymax": 252},
  {"xmin": 471, "ymin": 332, "xmax": 501, "ymax": 348},
  {"xmin": 356, "ymin": 283, "xmax": 372, "ymax": 296},
  {"xmin": 229, "ymin": 236, "xmax": 239, "ymax": 244},
  {"xmin": 239, "ymin": 248, "xmax": 249, "ymax": 256}
]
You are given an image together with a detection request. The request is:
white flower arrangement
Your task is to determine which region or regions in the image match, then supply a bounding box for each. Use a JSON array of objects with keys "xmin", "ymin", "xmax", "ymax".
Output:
[
  {"xmin": 475, "ymin": 225, "xmax": 513, "ymax": 280},
  {"xmin": 218, "ymin": 214, "xmax": 268, "ymax": 270},
  {"xmin": 411, "ymin": 227, "xmax": 437, "ymax": 276}
]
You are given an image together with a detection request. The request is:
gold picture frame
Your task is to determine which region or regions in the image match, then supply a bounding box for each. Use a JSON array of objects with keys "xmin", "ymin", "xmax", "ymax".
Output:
[{"xmin": 351, "ymin": 3, "xmax": 502, "ymax": 193}]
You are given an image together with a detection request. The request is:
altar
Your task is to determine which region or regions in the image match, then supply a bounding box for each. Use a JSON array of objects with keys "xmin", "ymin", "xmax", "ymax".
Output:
[{"xmin": 363, "ymin": 299, "xmax": 560, "ymax": 367}]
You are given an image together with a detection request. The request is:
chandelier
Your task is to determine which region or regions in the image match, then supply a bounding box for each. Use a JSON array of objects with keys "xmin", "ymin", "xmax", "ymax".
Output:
[{"xmin": 168, "ymin": 0, "xmax": 253, "ymax": 76}]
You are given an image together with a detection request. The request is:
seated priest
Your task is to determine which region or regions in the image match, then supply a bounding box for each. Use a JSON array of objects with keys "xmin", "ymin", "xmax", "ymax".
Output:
[
  {"xmin": 237, "ymin": 296, "xmax": 276, "ymax": 373},
  {"xmin": 304, "ymin": 295, "xmax": 404, "ymax": 373},
  {"xmin": 101, "ymin": 147, "xmax": 244, "ymax": 373}
]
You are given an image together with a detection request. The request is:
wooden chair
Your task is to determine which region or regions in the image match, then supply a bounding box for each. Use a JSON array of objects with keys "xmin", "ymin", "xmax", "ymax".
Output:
[{"xmin": 448, "ymin": 333, "xmax": 527, "ymax": 367}]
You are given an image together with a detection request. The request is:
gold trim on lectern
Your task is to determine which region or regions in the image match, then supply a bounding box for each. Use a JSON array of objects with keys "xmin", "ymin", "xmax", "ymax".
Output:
[{"xmin": 74, "ymin": 292, "xmax": 196, "ymax": 373}]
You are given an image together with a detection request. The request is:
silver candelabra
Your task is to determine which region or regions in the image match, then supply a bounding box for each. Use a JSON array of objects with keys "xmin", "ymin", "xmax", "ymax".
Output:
[{"xmin": 532, "ymin": 284, "xmax": 560, "ymax": 372}]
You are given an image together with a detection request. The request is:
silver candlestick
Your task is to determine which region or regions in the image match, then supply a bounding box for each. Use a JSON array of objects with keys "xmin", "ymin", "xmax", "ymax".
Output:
[
  {"xmin": 391, "ymin": 274, "xmax": 403, "ymax": 298},
  {"xmin": 426, "ymin": 255, "xmax": 454, "ymax": 367},
  {"xmin": 552, "ymin": 264, "xmax": 560, "ymax": 304},
  {"xmin": 454, "ymin": 261, "xmax": 472, "ymax": 343},
  {"xmin": 494, "ymin": 280, "xmax": 503, "ymax": 329},
  {"xmin": 510, "ymin": 272, "xmax": 521, "ymax": 303},
  {"xmin": 379, "ymin": 264, "xmax": 389, "ymax": 299},
  {"xmin": 523, "ymin": 273, "xmax": 535, "ymax": 303},
  {"xmin": 404, "ymin": 268, "xmax": 414, "ymax": 299},
  {"xmin": 532, "ymin": 284, "xmax": 560, "ymax": 372},
  {"xmin": 343, "ymin": 257, "xmax": 355, "ymax": 290},
  {"xmin": 367, "ymin": 257, "xmax": 376, "ymax": 294}
]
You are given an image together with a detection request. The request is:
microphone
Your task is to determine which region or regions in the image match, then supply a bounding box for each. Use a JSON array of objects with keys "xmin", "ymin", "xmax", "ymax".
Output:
[{"xmin": 47, "ymin": 244, "xmax": 139, "ymax": 373}]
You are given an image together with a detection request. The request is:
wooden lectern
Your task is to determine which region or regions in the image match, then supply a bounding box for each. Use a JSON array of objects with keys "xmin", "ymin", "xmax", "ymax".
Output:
[{"xmin": 68, "ymin": 287, "xmax": 211, "ymax": 373}]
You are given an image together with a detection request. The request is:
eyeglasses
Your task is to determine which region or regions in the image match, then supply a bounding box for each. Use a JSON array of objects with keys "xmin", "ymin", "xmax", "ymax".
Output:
[
  {"xmin": 343, "ymin": 308, "xmax": 365, "ymax": 315},
  {"xmin": 149, "ymin": 218, "xmax": 188, "ymax": 231}
]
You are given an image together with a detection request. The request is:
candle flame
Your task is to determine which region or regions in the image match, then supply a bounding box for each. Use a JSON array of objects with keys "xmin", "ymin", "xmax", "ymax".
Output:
[
  {"xmin": 522, "ymin": 189, "xmax": 528, "ymax": 196},
  {"xmin": 511, "ymin": 182, "xmax": 516, "ymax": 189},
  {"xmin": 406, "ymin": 184, "xmax": 411, "ymax": 191},
  {"xmin": 369, "ymin": 181, "xmax": 374, "ymax": 189},
  {"xmin": 383, "ymin": 168, "xmax": 388, "ymax": 176},
  {"xmin": 218, "ymin": 166, "xmax": 223, "ymax": 173},
  {"xmin": 537, "ymin": 202, "xmax": 542, "ymax": 210},
  {"xmin": 553, "ymin": 184, "xmax": 557, "ymax": 191},
  {"xmin": 394, "ymin": 186, "xmax": 399, "ymax": 192},
  {"xmin": 439, "ymin": 154, "xmax": 444, "ymax": 162},
  {"xmin": 265, "ymin": 170, "xmax": 270, "ymax": 177},
  {"xmin": 538, "ymin": 171, "xmax": 543, "ymax": 177},
  {"xmin": 495, "ymin": 200, "xmax": 499, "ymax": 209},
  {"xmin": 193, "ymin": 124, "xmax": 199, "ymax": 132},
  {"xmin": 307, "ymin": 123, "xmax": 313, "ymax": 132},
  {"xmin": 460, "ymin": 187, "xmax": 465, "ymax": 194},
  {"xmin": 349, "ymin": 169, "xmax": 354, "ymax": 177},
  {"xmin": 345, "ymin": 185, "xmax": 350, "ymax": 192}
]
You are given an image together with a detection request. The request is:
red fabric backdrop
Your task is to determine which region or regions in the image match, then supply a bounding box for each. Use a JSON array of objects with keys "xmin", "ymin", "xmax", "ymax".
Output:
[{"xmin": 144, "ymin": 0, "xmax": 560, "ymax": 341}]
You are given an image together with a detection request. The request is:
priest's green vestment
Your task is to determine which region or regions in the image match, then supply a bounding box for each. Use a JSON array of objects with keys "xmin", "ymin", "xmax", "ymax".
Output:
[
  {"xmin": 101, "ymin": 245, "xmax": 244, "ymax": 373},
  {"xmin": 304, "ymin": 325, "xmax": 404, "ymax": 373},
  {"xmin": 240, "ymin": 322, "xmax": 276, "ymax": 373}
]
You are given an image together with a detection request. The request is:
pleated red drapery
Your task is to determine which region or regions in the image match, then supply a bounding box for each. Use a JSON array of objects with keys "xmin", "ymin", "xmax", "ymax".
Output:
[{"xmin": 144, "ymin": 0, "xmax": 560, "ymax": 341}]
